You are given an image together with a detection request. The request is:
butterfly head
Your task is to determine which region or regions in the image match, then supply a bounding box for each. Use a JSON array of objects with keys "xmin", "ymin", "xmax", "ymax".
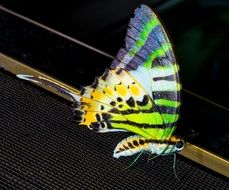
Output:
[
  {"xmin": 167, "ymin": 136, "xmax": 186, "ymax": 154},
  {"xmin": 173, "ymin": 139, "xmax": 186, "ymax": 152}
]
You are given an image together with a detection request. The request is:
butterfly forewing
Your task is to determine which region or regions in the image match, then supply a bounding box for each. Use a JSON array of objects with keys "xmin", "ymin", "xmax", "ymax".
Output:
[{"xmin": 112, "ymin": 5, "xmax": 180, "ymax": 137}]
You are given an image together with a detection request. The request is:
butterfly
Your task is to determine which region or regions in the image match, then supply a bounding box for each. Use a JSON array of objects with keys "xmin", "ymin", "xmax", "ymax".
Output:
[{"xmin": 18, "ymin": 4, "xmax": 185, "ymax": 176}]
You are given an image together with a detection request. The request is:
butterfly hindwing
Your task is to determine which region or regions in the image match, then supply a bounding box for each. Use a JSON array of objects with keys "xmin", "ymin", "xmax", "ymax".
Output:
[{"xmin": 78, "ymin": 68, "xmax": 159, "ymax": 137}]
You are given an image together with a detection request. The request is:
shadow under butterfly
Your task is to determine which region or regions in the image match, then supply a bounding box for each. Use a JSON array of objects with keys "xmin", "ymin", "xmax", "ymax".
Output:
[{"xmin": 17, "ymin": 5, "xmax": 185, "ymax": 179}]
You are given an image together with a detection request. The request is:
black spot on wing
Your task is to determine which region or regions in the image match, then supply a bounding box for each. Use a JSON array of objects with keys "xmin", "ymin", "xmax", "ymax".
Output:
[
  {"xmin": 100, "ymin": 122, "xmax": 106, "ymax": 128},
  {"xmin": 101, "ymin": 113, "xmax": 111, "ymax": 121},
  {"xmin": 80, "ymin": 87, "xmax": 86, "ymax": 96},
  {"xmin": 118, "ymin": 104, "xmax": 123, "ymax": 108},
  {"xmin": 109, "ymin": 108, "xmax": 119, "ymax": 114},
  {"xmin": 91, "ymin": 77, "xmax": 99, "ymax": 88},
  {"xmin": 126, "ymin": 97, "xmax": 135, "ymax": 107},
  {"xmin": 90, "ymin": 122, "xmax": 100, "ymax": 130},
  {"xmin": 117, "ymin": 97, "xmax": 123, "ymax": 102},
  {"xmin": 115, "ymin": 68, "xmax": 123, "ymax": 75},
  {"xmin": 136, "ymin": 95, "xmax": 149, "ymax": 106},
  {"xmin": 95, "ymin": 113, "xmax": 101, "ymax": 122},
  {"xmin": 101, "ymin": 68, "xmax": 109, "ymax": 80},
  {"xmin": 110, "ymin": 101, "xmax": 116, "ymax": 106}
]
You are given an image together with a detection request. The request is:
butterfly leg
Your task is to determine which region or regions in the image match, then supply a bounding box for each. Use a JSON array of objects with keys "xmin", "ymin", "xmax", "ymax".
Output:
[
  {"xmin": 148, "ymin": 154, "xmax": 161, "ymax": 161},
  {"xmin": 173, "ymin": 153, "xmax": 179, "ymax": 180},
  {"xmin": 123, "ymin": 151, "xmax": 144, "ymax": 170}
]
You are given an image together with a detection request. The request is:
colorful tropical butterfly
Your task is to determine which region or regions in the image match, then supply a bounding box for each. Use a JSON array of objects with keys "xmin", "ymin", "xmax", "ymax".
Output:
[{"xmin": 18, "ymin": 4, "xmax": 185, "ymax": 177}]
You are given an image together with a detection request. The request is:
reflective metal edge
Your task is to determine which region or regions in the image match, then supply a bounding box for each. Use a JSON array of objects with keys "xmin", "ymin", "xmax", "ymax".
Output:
[
  {"xmin": 0, "ymin": 53, "xmax": 79, "ymax": 101},
  {"xmin": 0, "ymin": 53, "xmax": 228, "ymax": 178}
]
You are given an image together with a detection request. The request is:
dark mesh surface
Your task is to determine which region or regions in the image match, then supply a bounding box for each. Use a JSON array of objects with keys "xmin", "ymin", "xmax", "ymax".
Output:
[{"xmin": 0, "ymin": 71, "xmax": 228, "ymax": 190}]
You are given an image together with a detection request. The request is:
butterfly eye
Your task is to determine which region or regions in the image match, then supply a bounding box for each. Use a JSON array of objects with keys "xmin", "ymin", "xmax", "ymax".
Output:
[{"xmin": 175, "ymin": 140, "xmax": 185, "ymax": 150}]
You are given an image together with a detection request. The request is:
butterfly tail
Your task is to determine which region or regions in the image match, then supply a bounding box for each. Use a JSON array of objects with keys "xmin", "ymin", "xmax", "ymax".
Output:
[
  {"xmin": 16, "ymin": 74, "xmax": 81, "ymax": 103},
  {"xmin": 16, "ymin": 74, "xmax": 126, "ymax": 131}
]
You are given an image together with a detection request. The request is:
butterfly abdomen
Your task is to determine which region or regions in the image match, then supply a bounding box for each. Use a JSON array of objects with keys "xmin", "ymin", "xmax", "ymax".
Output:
[
  {"xmin": 113, "ymin": 135, "xmax": 151, "ymax": 158},
  {"xmin": 113, "ymin": 135, "xmax": 184, "ymax": 158}
]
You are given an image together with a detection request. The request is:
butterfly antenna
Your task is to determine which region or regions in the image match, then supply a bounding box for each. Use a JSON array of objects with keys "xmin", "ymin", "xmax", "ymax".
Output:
[{"xmin": 123, "ymin": 151, "xmax": 143, "ymax": 170}]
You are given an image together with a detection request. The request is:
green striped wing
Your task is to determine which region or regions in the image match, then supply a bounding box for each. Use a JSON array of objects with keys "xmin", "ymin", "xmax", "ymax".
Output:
[
  {"xmin": 76, "ymin": 5, "xmax": 181, "ymax": 141},
  {"xmin": 110, "ymin": 5, "xmax": 181, "ymax": 139}
]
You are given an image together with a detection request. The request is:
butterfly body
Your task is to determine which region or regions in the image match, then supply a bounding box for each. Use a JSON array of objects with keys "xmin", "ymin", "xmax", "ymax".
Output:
[{"xmin": 113, "ymin": 135, "xmax": 185, "ymax": 159}]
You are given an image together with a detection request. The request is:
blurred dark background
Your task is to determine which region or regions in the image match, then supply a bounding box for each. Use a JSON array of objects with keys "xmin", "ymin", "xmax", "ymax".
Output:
[
  {"xmin": 1, "ymin": 0, "xmax": 229, "ymax": 104},
  {"xmin": 1, "ymin": 0, "xmax": 229, "ymax": 159}
]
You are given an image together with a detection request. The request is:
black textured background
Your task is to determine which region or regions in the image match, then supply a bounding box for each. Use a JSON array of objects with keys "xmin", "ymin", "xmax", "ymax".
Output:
[{"xmin": 0, "ymin": 71, "xmax": 228, "ymax": 189}]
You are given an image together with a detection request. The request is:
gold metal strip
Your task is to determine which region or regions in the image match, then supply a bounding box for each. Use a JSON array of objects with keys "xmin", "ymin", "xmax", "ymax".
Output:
[
  {"xmin": 0, "ymin": 53, "xmax": 79, "ymax": 101},
  {"xmin": 0, "ymin": 53, "xmax": 228, "ymax": 177},
  {"xmin": 180, "ymin": 142, "xmax": 229, "ymax": 177}
]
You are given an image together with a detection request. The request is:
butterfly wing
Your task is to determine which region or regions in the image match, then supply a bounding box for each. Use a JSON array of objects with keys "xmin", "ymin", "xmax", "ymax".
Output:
[
  {"xmin": 78, "ymin": 68, "xmax": 165, "ymax": 138},
  {"xmin": 77, "ymin": 5, "xmax": 181, "ymax": 140},
  {"xmin": 111, "ymin": 5, "xmax": 181, "ymax": 139}
]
